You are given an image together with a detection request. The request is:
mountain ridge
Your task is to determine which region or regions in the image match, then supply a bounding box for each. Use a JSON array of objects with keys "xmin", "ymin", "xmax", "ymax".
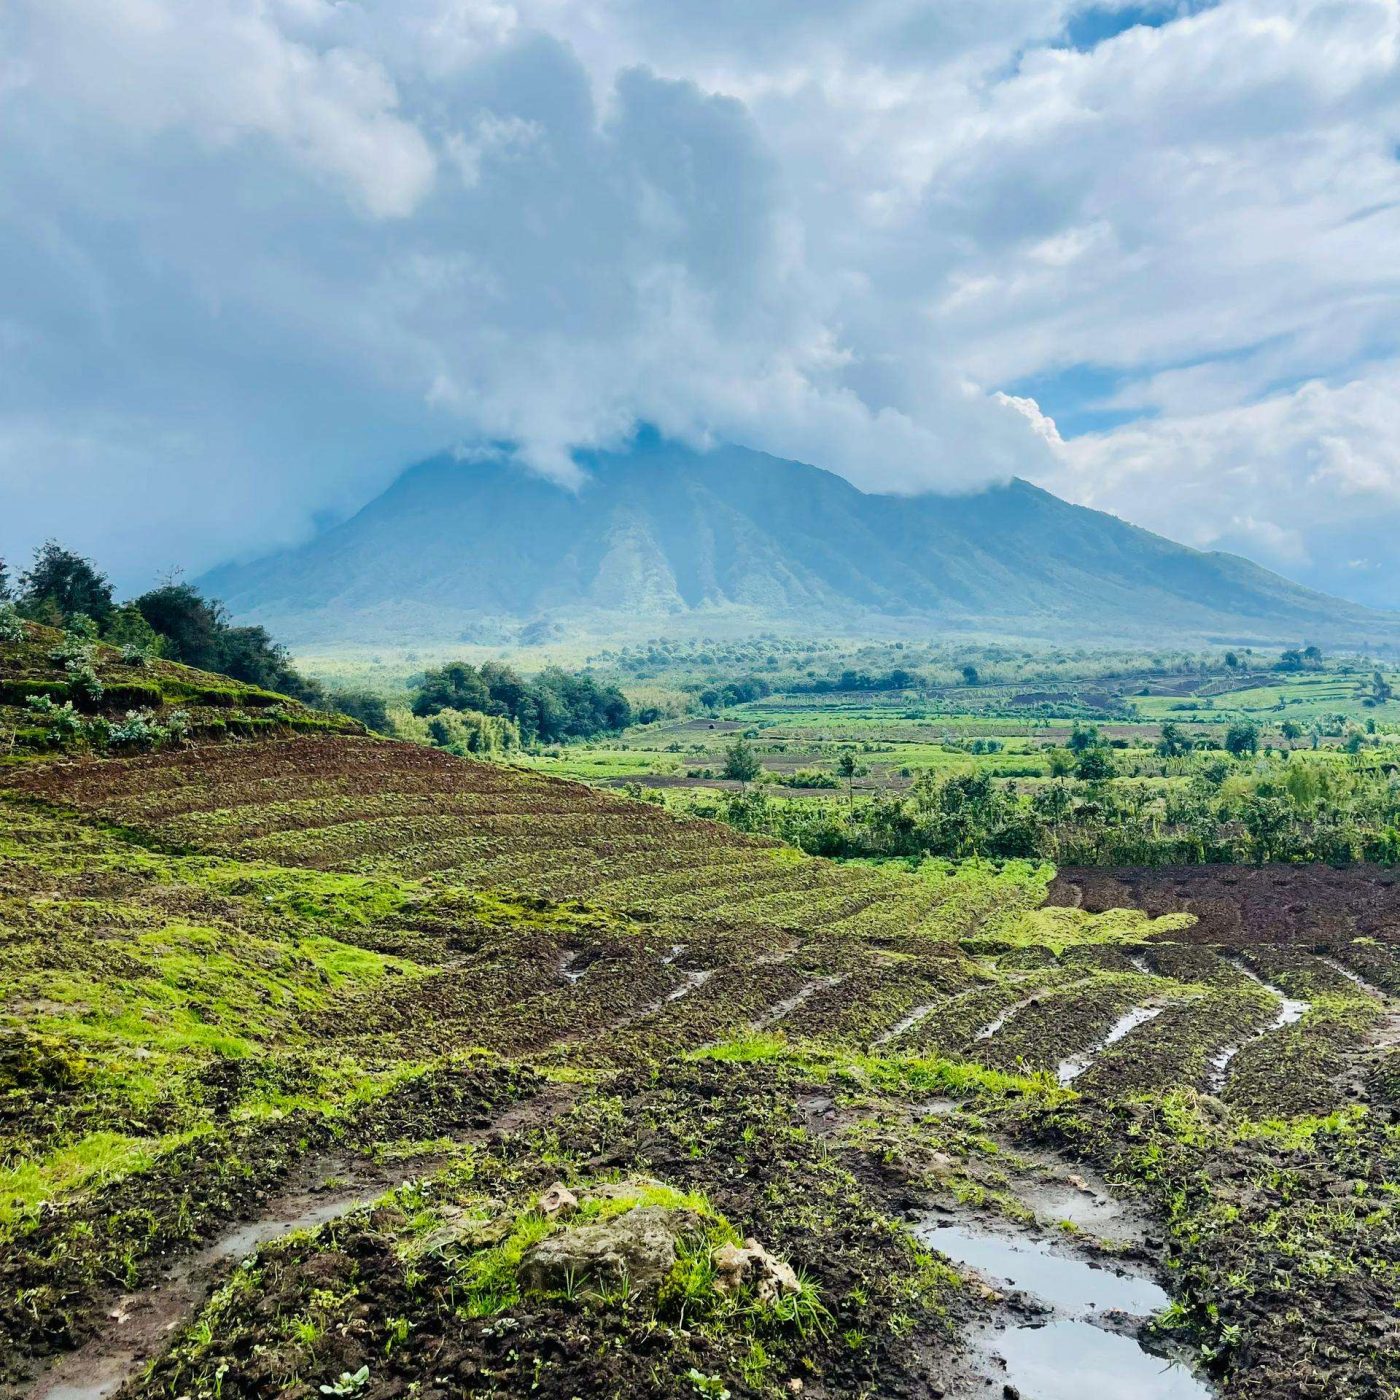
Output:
[{"xmin": 201, "ymin": 439, "xmax": 1400, "ymax": 647}]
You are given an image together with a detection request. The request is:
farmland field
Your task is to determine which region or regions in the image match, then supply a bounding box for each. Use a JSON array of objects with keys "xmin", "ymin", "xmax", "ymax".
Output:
[{"xmin": 3, "ymin": 627, "xmax": 1400, "ymax": 1400}]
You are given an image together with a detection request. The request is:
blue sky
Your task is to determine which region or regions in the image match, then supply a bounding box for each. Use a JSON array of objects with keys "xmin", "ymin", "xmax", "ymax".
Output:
[{"xmin": 2, "ymin": 0, "xmax": 1399, "ymax": 607}]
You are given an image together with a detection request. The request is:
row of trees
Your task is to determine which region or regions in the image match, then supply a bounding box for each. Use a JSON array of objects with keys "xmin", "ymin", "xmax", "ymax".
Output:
[
  {"xmin": 412, "ymin": 660, "xmax": 631, "ymax": 746},
  {"xmin": 695, "ymin": 750, "xmax": 1400, "ymax": 867},
  {"xmin": 2, "ymin": 542, "xmax": 326, "ymax": 705}
]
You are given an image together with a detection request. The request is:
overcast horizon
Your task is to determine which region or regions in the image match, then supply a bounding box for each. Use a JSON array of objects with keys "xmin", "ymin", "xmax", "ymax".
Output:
[{"xmin": 3, "ymin": 0, "xmax": 1400, "ymax": 606}]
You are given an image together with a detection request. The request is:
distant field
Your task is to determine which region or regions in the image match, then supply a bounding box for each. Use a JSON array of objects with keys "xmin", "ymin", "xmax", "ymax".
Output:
[{"xmin": 502, "ymin": 659, "xmax": 1400, "ymax": 804}]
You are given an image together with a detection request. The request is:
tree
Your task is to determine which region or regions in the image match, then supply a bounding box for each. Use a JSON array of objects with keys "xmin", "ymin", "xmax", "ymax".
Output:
[
  {"xmin": 1224, "ymin": 719, "xmax": 1260, "ymax": 757},
  {"xmin": 133, "ymin": 584, "xmax": 224, "ymax": 671},
  {"xmin": 1371, "ymin": 671, "xmax": 1393, "ymax": 706},
  {"xmin": 0, "ymin": 556, "xmax": 10, "ymax": 601},
  {"xmin": 104, "ymin": 603, "xmax": 163, "ymax": 656},
  {"xmin": 1067, "ymin": 723, "xmax": 1100, "ymax": 753},
  {"xmin": 1075, "ymin": 747, "xmax": 1116, "ymax": 782},
  {"xmin": 1224, "ymin": 651, "xmax": 1239, "ymax": 669},
  {"xmin": 412, "ymin": 662, "xmax": 492, "ymax": 717},
  {"xmin": 722, "ymin": 735, "xmax": 762, "ymax": 788},
  {"xmin": 836, "ymin": 749, "xmax": 860, "ymax": 802},
  {"xmin": 331, "ymin": 689, "xmax": 392, "ymax": 734},
  {"xmin": 1280, "ymin": 719, "xmax": 1303, "ymax": 741},
  {"xmin": 19, "ymin": 541, "xmax": 114, "ymax": 626},
  {"xmin": 1156, "ymin": 722, "xmax": 1193, "ymax": 758},
  {"xmin": 134, "ymin": 581, "xmax": 325, "ymax": 704},
  {"xmin": 961, "ymin": 664, "xmax": 980, "ymax": 687}
]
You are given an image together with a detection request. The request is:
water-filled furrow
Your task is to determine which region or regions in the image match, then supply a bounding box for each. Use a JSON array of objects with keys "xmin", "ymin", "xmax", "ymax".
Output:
[
  {"xmin": 1318, "ymin": 955, "xmax": 1389, "ymax": 1001},
  {"xmin": 754, "ymin": 974, "xmax": 846, "ymax": 1028},
  {"xmin": 1208, "ymin": 958, "xmax": 1310, "ymax": 1090},
  {"xmin": 875, "ymin": 998, "xmax": 944, "ymax": 1046},
  {"xmin": 1057, "ymin": 1004, "xmax": 1166, "ymax": 1085},
  {"xmin": 973, "ymin": 994, "xmax": 1038, "ymax": 1041}
]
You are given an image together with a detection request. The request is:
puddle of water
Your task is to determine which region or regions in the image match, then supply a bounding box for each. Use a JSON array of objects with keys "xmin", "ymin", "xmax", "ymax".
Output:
[
  {"xmin": 1027, "ymin": 1182, "xmax": 1142, "ymax": 1238},
  {"xmin": 915, "ymin": 1097, "xmax": 962, "ymax": 1117},
  {"xmin": 919, "ymin": 1224, "xmax": 1168, "ymax": 1316},
  {"xmin": 1058, "ymin": 1005, "xmax": 1165, "ymax": 1085},
  {"xmin": 660, "ymin": 944, "xmax": 686, "ymax": 965},
  {"xmin": 919, "ymin": 1221, "xmax": 1212, "ymax": 1399},
  {"xmin": 1129, "ymin": 953, "xmax": 1154, "ymax": 976},
  {"xmin": 973, "ymin": 1318, "xmax": 1211, "ymax": 1400}
]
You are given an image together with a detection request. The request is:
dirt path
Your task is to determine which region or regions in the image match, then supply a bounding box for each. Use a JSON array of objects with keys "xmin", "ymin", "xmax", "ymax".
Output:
[
  {"xmin": 24, "ymin": 1155, "xmax": 395, "ymax": 1400},
  {"xmin": 20, "ymin": 1085, "xmax": 579, "ymax": 1400}
]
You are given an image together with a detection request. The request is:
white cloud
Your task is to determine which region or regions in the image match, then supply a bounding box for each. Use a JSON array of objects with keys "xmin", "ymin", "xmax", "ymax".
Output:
[
  {"xmin": 1041, "ymin": 368, "xmax": 1400, "ymax": 601},
  {"xmin": 0, "ymin": 0, "xmax": 1398, "ymax": 602}
]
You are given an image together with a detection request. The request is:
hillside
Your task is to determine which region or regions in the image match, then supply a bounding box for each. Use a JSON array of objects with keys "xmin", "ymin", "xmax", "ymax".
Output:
[
  {"xmin": 201, "ymin": 437, "xmax": 1400, "ymax": 648},
  {"xmin": 2, "ymin": 644, "xmax": 1398, "ymax": 1398},
  {"xmin": 0, "ymin": 619, "xmax": 359, "ymax": 753}
]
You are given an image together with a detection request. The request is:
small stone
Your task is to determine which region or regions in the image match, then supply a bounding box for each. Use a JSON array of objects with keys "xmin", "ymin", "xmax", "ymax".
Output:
[
  {"xmin": 537, "ymin": 1182, "xmax": 578, "ymax": 1219},
  {"xmin": 1003, "ymin": 1386, "xmax": 1021, "ymax": 1400},
  {"xmin": 713, "ymin": 1237, "xmax": 800, "ymax": 1303},
  {"xmin": 787, "ymin": 1381, "xmax": 804, "ymax": 1395}
]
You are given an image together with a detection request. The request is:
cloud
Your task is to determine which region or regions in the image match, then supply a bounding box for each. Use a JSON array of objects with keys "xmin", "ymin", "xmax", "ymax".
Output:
[
  {"xmin": 0, "ymin": 0, "xmax": 1397, "ymax": 603},
  {"xmin": 1040, "ymin": 367, "xmax": 1400, "ymax": 604}
]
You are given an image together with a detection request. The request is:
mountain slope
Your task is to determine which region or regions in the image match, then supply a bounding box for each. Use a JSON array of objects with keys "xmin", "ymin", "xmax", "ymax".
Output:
[{"xmin": 201, "ymin": 438, "xmax": 1400, "ymax": 645}]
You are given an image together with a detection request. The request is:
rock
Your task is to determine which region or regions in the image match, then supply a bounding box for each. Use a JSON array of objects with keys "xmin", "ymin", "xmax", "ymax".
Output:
[
  {"xmin": 518, "ymin": 1206, "xmax": 697, "ymax": 1298},
  {"xmin": 538, "ymin": 1182, "xmax": 578, "ymax": 1219},
  {"xmin": 713, "ymin": 1237, "xmax": 800, "ymax": 1303}
]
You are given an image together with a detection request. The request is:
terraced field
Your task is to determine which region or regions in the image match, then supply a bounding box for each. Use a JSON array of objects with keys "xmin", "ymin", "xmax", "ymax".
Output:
[{"xmin": 3, "ymin": 729, "xmax": 1399, "ymax": 1400}]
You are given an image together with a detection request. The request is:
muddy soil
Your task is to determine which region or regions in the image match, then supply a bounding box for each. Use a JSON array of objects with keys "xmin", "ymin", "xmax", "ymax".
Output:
[
  {"xmin": 24, "ymin": 1157, "xmax": 395, "ymax": 1400},
  {"xmin": 1049, "ymin": 864, "xmax": 1400, "ymax": 948}
]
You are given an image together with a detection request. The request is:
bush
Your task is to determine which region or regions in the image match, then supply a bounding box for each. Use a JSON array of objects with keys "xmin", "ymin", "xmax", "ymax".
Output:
[
  {"xmin": 25, "ymin": 694, "xmax": 83, "ymax": 742},
  {"xmin": 0, "ymin": 605, "xmax": 24, "ymax": 644},
  {"xmin": 426, "ymin": 707, "xmax": 521, "ymax": 757},
  {"xmin": 104, "ymin": 708, "xmax": 162, "ymax": 749}
]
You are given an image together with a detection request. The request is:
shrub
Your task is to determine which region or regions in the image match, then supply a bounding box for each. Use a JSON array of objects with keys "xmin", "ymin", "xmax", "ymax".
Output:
[
  {"xmin": 0, "ymin": 605, "xmax": 24, "ymax": 644},
  {"xmin": 25, "ymin": 694, "xmax": 83, "ymax": 742},
  {"xmin": 104, "ymin": 709, "xmax": 161, "ymax": 749}
]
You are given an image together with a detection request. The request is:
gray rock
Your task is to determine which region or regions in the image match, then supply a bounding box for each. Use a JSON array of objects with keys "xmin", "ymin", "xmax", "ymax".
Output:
[{"xmin": 518, "ymin": 1206, "xmax": 698, "ymax": 1298}]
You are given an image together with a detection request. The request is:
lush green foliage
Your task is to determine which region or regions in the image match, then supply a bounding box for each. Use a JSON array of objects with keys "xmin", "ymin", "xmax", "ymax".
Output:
[
  {"xmin": 688, "ymin": 751, "xmax": 1400, "ymax": 865},
  {"xmin": 412, "ymin": 659, "xmax": 630, "ymax": 745}
]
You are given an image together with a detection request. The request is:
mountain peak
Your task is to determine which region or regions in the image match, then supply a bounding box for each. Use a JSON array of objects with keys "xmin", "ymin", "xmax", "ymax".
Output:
[{"xmin": 199, "ymin": 438, "xmax": 1397, "ymax": 648}]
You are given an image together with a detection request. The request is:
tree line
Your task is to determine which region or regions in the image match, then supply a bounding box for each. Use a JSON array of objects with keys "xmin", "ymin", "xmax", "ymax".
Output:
[
  {"xmin": 2, "ymin": 541, "xmax": 329, "ymax": 705},
  {"xmin": 411, "ymin": 660, "xmax": 631, "ymax": 748},
  {"xmin": 693, "ymin": 747, "xmax": 1400, "ymax": 867}
]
